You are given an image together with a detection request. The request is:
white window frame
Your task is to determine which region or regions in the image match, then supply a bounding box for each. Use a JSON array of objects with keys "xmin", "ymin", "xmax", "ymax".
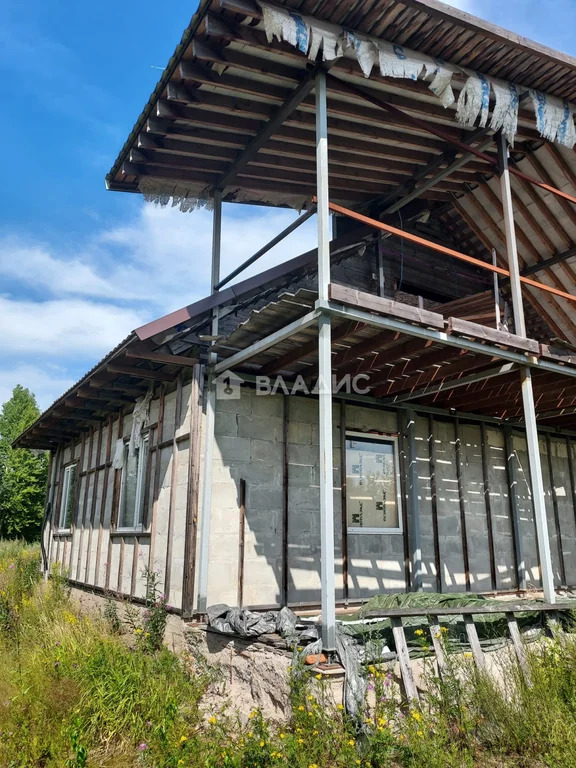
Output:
[
  {"xmin": 346, "ymin": 430, "xmax": 403, "ymax": 535},
  {"xmin": 116, "ymin": 435, "xmax": 149, "ymax": 532},
  {"xmin": 58, "ymin": 462, "xmax": 78, "ymax": 532}
]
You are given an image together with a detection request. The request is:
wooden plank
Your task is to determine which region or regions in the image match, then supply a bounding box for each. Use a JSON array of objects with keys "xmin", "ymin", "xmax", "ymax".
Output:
[
  {"xmin": 447, "ymin": 317, "xmax": 540, "ymax": 355},
  {"xmin": 464, "ymin": 615, "xmax": 485, "ymax": 670},
  {"xmin": 125, "ymin": 351, "xmax": 199, "ymax": 368},
  {"xmin": 107, "ymin": 364, "xmax": 176, "ymax": 382},
  {"xmin": 365, "ymin": 603, "xmax": 571, "ymax": 617},
  {"xmin": 340, "ymin": 401, "xmax": 349, "ymax": 604},
  {"xmin": 94, "ymin": 415, "xmax": 114, "ymax": 588},
  {"xmin": 329, "ymin": 283, "xmax": 444, "ymax": 329},
  {"xmin": 480, "ymin": 423, "xmax": 497, "ymax": 591},
  {"xmin": 391, "ymin": 617, "xmax": 419, "ymax": 701},
  {"xmin": 505, "ymin": 612, "xmax": 531, "ymax": 682},
  {"xmin": 428, "ymin": 416, "xmax": 442, "ymax": 593},
  {"xmin": 238, "ymin": 478, "xmax": 247, "ymax": 609},
  {"xmin": 428, "ymin": 619, "xmax": 448, "ymax": 678},
  {"xmin": 455, "ymin": 420, "xmax": 471, "ymax": 592},
  {"xmin": 540, "ymin": 344, "xmax": 576, "ymax": 366},
  {"xmin": 164, "ymin": 375, "xmax": 183, "ymax": 600},
  {"xmin": 147, "ymin": 387, "xmax": 165, "ymax": 576},
  {"xmin": 106, "ymin": 411, "xmax": 124, "ymax": 591},
  {"xmin": 182, "ymin": 367, "xmax": 203, "ymax": 614},
  {"xmin": 546, "ymin": 433, "xmax": 567, "ymax": 586}
]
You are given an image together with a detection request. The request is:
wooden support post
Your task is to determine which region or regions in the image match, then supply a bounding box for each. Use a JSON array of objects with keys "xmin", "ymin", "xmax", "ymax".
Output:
[
  {"xmin": 428, "ymin": 619, "xmax": 448, "ymax": 678},
  {"xmin": 505, "ymin": 612, "xmax": 531, "ymax": 683},
  {"xmin": 340, "ymin": 400, "xmax": 349, "ymax": 604},
  {"xmin": 237, "ymin": 478, "xmax": 246, "ymax": 609},
  {"xmin": 428, "ymin": 417, "xmax": 442, "ymax": 593},
  {"xmin": 164, "ymin": 374, "xmax": 183, "ymax": 599},
  {"xmin": 497, "ymin": 131, "xmax": 555, "ymax": 605},
  {"xmin": 504, "ymin": 428, "xmax": 526, "ymax": 591},
  {"xmin": 391, "ymin": 617, "xmax": 419, "ymax": 701},
  {"xmin": 197, "ymin": 190, "xmax": 223, "ymax": 615},
  {"xmin": 182, "ymin": 365, "xmax": 204, "ymax": 614},
  {"xmin": 455, "ymin": 419, "xmax": 471, "ymax": 592},
  {"xmin": 464, "ymin": 615, "xmax": 485, "ymax": 670},
  {"xmin": 480, "ymin": 423, "xmax": 497, "ymax": 591}
]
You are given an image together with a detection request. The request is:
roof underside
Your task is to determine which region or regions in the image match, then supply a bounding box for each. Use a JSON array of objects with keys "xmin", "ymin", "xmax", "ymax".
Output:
[
  {"xmin": 106, "ymin": 0, "xmax": 576, "ymax": 343},
  {"xmin": 19, "ymin": 0, "xmax": 576, "ymax": 449}
]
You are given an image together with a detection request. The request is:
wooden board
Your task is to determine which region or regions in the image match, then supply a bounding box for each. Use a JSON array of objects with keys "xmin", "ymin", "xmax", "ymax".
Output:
[
  {"xmin": 447, "ymin": 317, "xmax": 540, "ymax": 355},
  {"xmin": 329, "ymin": 283, "xmax": 445, "ymax": 329}
]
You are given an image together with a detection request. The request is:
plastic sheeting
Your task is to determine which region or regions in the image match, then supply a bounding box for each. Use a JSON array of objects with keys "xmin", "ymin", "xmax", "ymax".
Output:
[{"xmin": 259, "ymin": 1, "xmax": 576, "ymax": 148}]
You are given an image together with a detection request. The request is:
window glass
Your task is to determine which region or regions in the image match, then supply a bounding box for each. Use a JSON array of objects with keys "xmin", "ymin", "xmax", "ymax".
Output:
[
  {"xmin": 59, "ymin": 463, "xmax": 77, "ymax": 530},
  {"xmin": 346, "ymin": 433, "xmax": 401, "ymax": 532},
  {"xmin": 119, "ymin": 436, "xmax": 149, "ymax": 529}
]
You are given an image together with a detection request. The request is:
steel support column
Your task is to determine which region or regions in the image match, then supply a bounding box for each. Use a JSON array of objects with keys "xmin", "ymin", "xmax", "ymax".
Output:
[
  {"xmin": 316, "ymin": 71, "xmax": 336, "ymax": 651},
  {"xmin": 497, "ymin": 132, "xmax": 555, "ymax": 604},
  {"xmin": 196, "ymin": 190, "xmax": 223, "ymax": 614}
]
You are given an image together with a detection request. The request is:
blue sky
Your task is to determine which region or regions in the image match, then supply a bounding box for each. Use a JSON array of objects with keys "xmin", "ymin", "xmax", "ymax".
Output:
[{"xmin": 2, "ymin": 0, "xmax": 576, "ymax": 409}]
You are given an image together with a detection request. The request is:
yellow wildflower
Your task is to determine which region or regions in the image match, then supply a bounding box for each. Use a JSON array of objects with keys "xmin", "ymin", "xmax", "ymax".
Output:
[
  {"xmin": 208, "ymin": 716, "xmax": 217, "ymax": 725},
  {"xmin": 260, "ymin": 741, "xmax": 265, "ymax": 748},
  {"xmin": 464, "ymin": 652, "xmax": 473, "ymax": 659},
  {"xmin": 298, "ymin": 705, "xmax": 305, "ymax": 712},
  {"xmin": 298, "ymin": 738, "xmax": 304, "ymax": 744},
  {"xmin": 279, "ymin": 733, "xmax": 285, "ymax": 739},
  {"xmin": 315, "ymin": 673, "xmax": 322, "ymax": 680},
  {"xmin": 441, "ymin": 626, "xmax": 448, "ymax": 634},
  {"xmin": 337, "ymin": 704, "xmax": 344, "ymax": 711},
  {"xmin": 309, "ymin": 764, "xmax": 319, "ymax": 768},
  {"xmin": 411, "ymin": 711, "xmax": 422, "ymax": 722},
  {"xmin": 248, "ymin": 710, "xmax": 258, "ymax": 719},
  {"xmin": 308, "ymin": 695, "xmax": 315, "ymax": 701},
  {"xmin": 414, "ymin": 629, "xmax": 424, "ymax": 636},
  {"xmin": 417, "ymin": 730, "xmax": 424, "ymax": 737},
  {"xmin": 348, "ymin": 739, "xmax": 356, "ymax": 746},
  {"xmin": 378, "ymin": 717, "xmax": 387, "ymax": 727},
  {"xmin": 179, "ymin": 735, "xmax": 188, "ymax": 744},
  {"xmin": 135, "ymin": 628, "xmax": 143, "ymax": 635}
]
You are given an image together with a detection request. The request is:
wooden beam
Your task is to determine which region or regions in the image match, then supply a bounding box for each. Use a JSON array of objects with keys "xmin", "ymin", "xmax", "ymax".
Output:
[
  {"xmin": 106, "ymin": 364, "xmax": 176, "ymax": 382},
  {"xmin": 208, "ymin": 61, "xmax": 324, "ymax": 191},
  {"xmin": 259, "ymin": 321, "xmax": 358, "ymax": 375},
  {"xmin": 125, "ymin": 350, "xmax": 199, "ymax": 368}
]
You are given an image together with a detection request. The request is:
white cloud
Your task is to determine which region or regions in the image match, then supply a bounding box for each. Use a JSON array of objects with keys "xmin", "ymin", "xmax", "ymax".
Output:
[
  {"xmin": 1, "ymin": 201, "xmax": 318, "ymax": 412},
  {"xmin": 0, "ymin": 364, "xmax": 75, "ymax": 413},
  {"xmin": 0, "ymin": 297, "xmax": 146, "ymax": 356}
]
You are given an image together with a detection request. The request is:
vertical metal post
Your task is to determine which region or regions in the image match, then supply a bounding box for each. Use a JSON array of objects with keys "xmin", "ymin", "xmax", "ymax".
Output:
[
  {"xmin": 491, "ymin": 248, "xmax": 501, "ymax": 330},
  {"xmin": 497, "ymin": 133, "xmax": 555, "ymax": 604},
  {"xmin": 406, "ymin": 410, "xmax": 422, "ymax": 591},
  {"xmin": 316, "ymin": 71, "xmax": 336, "ymax": 651},
  {"xmin": 196, "ymin": 190, "xmax": 223, "ymax": 614}
]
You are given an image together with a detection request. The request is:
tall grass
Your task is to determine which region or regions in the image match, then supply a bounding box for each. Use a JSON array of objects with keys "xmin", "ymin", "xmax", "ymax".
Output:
[{"xmin": 0, "ymin": 541, "xmax": 575, "ymax": 767}]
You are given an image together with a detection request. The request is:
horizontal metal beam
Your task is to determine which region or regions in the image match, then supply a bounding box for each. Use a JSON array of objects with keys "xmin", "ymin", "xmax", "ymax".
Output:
[
  {"xmin": 521, "ymin": 245, "xmax": 576, "ymax": 277},
  {"xmin": 320, "ymin": 300, "xmax": 576, "ymax": 380},
  {"xmin": 215, "ymin": 205, "xmax": 317, "ymax": 290},
  {"xmin": 379, "ymin": 362, "xmax": 518, "ymax": 404},
  {"xmin": 214, "ymin": 309, "xmax": 320, "ymax": 374}
]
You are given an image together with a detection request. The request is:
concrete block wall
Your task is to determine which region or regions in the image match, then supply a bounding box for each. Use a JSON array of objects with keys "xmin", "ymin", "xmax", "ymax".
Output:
[
  {"xmin": 45, "ymin": 371, "xmax": 576, "ymax": 614},
  {"xmin": 201, "ymin": 390, "xmax": 576, "ymax": 608}
]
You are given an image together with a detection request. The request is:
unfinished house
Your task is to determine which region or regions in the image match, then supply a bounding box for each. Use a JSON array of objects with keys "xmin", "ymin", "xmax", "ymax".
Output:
[{"xmin": 17, "ymin": 0, "xmax": 576, "ymax": 649}]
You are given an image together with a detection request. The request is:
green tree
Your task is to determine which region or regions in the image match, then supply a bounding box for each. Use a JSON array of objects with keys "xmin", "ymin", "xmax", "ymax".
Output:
[{"xmin": 0, "ymin": 386, "xmax": 48, "ymax": 541}]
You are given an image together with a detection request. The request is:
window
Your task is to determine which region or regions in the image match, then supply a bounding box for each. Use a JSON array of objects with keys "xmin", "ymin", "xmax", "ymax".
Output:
[
  {"xmin": 58, "ymin": 463, "xmax": 78, "ymax": 531},
  {"xmin": 118, "ymin": 435, "xmax": 149, "ymax": 530},
  {"xmin": 346, "ymin": 431, "xmax": 402, "ymax": 534}
]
